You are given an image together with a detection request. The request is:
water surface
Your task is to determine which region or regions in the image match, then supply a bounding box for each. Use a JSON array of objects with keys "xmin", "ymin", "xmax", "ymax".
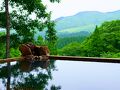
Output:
[{"xmin": 0, "ymin": 60, "xmax": 120, "ymax": 90}]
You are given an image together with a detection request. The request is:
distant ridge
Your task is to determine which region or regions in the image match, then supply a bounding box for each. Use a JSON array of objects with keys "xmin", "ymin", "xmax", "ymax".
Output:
[
  {"xmin": 55, "ymin": 10, "xmax": 120, "ymax": 37},
  {"xmin": 55, "ymin": 16, "xmax": 65, "ymax": 21},
  {"xmin": 107, "ymin": 10, "xmax": 120, "ymax": 14}
]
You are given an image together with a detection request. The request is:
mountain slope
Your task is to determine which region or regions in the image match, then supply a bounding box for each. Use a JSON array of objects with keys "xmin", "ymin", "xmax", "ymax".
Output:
[
  {"xmin": 59, "ymin": 20, "xmax": 120, "ymax": 57},
  {"xmin": 55, "ymin": 10, "xmax": 120, "ymax": 35}
]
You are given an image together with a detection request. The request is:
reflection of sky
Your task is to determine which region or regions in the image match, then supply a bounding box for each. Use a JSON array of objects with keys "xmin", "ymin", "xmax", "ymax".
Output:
[
  {"xmin": 51, "ymin": 61, "xmax": 120, "ymax": 90},
  {"xmin": 0, "ymin": 80, "xmax": 5, "ymax": 90},
  {"xmin": 1, "ymin": 61, "xmax": 120, "ymax": 89}
]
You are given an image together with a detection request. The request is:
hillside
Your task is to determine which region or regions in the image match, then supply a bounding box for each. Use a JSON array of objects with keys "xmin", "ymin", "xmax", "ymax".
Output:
[
  {"xmin": 56, "ymin": 10, "xmax": 120, "ymax": 37},
  {"xmin": 1, "ymin": 10, "xmax": 120, "ymax": 38},
  {"xmin": 59, "ymin": 20, "xmax": 120, "ymax": 57}
]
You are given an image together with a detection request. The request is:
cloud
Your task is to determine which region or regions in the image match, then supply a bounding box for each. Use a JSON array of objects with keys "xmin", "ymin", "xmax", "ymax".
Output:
[{"xmin": 43, "ymin": 0, "xmax": 120, "ymax": 19}]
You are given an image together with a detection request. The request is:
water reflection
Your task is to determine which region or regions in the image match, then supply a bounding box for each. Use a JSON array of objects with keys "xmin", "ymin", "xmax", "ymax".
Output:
[
  {"xmin": 0, "ymin": 59, "xmax": 61, "ymax": 90},
  {"xmin": 7, "ymin": 62, "xmax": 11, "ymax": 90},
  {"xmin": 1, "ymin": 59, "xmax": 120, "ymax": 90}
]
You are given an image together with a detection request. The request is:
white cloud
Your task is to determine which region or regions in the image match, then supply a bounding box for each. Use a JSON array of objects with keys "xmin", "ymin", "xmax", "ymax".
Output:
[{"xmin": 43, "ymin": 0, "xmax": 120, "ymax": 19}]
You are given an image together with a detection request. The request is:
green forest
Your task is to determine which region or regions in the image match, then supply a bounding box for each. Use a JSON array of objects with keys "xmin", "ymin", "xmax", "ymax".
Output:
[
  {"xmin": 1, "ymin": 19, "xmax": 120, "ymax": 58},
  {"xmin": 0, "ymin": 0, "xmax": 60, "ymax": 58},
  {"xmin": 0, "ymin": 0, "xmax": 120, "ymax": 59},
  {"xmin": 58, "ymin": 20, "xmax": 120, "ymax": 58}
]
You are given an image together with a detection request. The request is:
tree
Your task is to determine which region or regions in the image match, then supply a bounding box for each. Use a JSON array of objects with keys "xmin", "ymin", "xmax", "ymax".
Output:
[
  {"xmin": 45, "ymin": 12, "xmax": 58, "ymax": 54},
  {"xmin": 0, "ymin": 0, "xmax": 60, "ymax": 57},
  {"xmin": 4, "ymin": 0, "xmax": 10, "ymax": 59},
  {"xmin": 45, "ymin": 12, "xmax": 57, "ymax": 44},
  {"xmin": 0, "ymin": 0, "xmax": 11, "ymax": 58},
  {"xmin": 59, "ymin": 20, "xmax": 120, "ymax": 57},
  {"xmin": 0, "ymin": 60, "xmax": 60, "ymax": 89}
]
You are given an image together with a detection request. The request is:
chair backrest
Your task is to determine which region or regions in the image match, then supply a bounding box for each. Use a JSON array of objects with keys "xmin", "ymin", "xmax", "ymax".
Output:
[
  {"xmin": 19, "ymin": 44, "xmax": 32, "ymax": 56},
  {"xmin": 19, "ymin": 44, "xmax": 50, "ymax": 56}
]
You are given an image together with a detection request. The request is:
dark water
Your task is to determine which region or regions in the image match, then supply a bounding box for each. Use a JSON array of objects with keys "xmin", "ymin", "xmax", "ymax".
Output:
[{"xmin": 0, "ymin": 60, "xmax": 120, "ymax": 90}]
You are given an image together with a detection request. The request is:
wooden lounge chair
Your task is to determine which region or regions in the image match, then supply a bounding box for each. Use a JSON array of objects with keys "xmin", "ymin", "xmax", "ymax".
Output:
[{"xmin": 19, "ymin": 44, "xmax": 33, "ymax": 56}]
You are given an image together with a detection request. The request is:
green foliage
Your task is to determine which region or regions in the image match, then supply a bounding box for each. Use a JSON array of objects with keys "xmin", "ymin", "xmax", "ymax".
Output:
[
  {"xmin": 101, "ymin": 52, "xmax": 120, "ymax": 58},
  {"xmin": 35, "ymin": 36, "xmax": 46, "ymax": 45},
  {"xmin": 0, "ymin": 31, "xmax": 5, "ymax": 36},
  {"xmin": 83, "ymin": 20, "xmax": 120, "ymax": 57},
  {"xmin": 10, "ymin": 48, "xmax": 21, "ymax": 57},
  {"xmin": 0, "ymin": 12, "xmax": 6, "ymax": 28},
  {"xmin": 45, "ymin": 13, "xmax": 58, "ymax": 55},
  {"xmin": 45, "ymin": 13, "xmax": 57, "ymax": 44},
  {"xmin": 48, "ymin": 43, "xmax": 58, "ymax": 55},
  {"xmin": 57, "ymin": 36, "xmax": 87, "ymax": 48},
  {"xmin": 0, "ymin": 0, "xmax": 59, "ymax": 58},
  {"xmin": 58, "ymin": 31, "xmax": 90, "ymax": 38},
  {"xmin": 9, "ymin": 0, "xmax": 49, "ymax": 43},
  {"xmin": 0, "ymin": 32, "xmax": 6, "ymax": 58},
  {"xmin": 60, "ymin": 20, "xmax": 120, "ymax": 58},
  {"xmin": 59, "ymin": 42, "xmax": 82, "ymax": 56},
  {"xmin": 0, "ymin": 43, "xmax": 5, "ymax": 58}
]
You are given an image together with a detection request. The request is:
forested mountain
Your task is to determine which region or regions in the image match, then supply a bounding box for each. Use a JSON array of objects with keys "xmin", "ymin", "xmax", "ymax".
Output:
[
  {"xmin": 59, "ymin": 20, "xmax": 120, "ymax": 58},
  {"xmin": 1, "ymin": 10, "xmax": 120, "ymax": 38},
  {"xmin": 56, "ymin": 10, "xmax": 120, "ymax": 37},
  {"xmin": 57, "ymin": 35, "xmax": 87, "ymax": 49}
]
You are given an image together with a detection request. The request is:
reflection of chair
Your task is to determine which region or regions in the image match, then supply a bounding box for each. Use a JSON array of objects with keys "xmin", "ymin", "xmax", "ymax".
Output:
[
  {"xmin": 20, "ymin": 61, "xmax": 50, "ymax": 72},
  {"xmin": 19, "ymin": 61, "xmax": 32, "ymax": 72},
  {"xmin": 32, "ymin": 61, "xmax": 50, "ymax": 69}
]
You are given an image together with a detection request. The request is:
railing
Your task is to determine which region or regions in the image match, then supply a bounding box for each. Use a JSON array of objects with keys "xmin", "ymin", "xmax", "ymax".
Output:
[{"xmin": 0, "ymin": 55, "xmax": 120, "ymax": 64}]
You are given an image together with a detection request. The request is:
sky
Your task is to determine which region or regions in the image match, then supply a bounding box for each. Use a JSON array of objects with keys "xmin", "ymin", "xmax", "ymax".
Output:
[
  {"xmin": 43, "ymin": 0, "xmax": 120, "ymax": 19},
  {"xmin": 0, "ymin": 0, "xmax": 120, "ymax": 20}
]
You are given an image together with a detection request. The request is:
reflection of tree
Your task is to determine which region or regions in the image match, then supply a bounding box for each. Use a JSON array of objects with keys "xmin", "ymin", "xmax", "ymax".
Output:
[
  {"xmin": 14, "ymin": 73, "xmax": 49, "ymax": 90},
  {"xmin": 50, "ymin": 85, "xmax": 61, "ymax": 90},
  {"xmin": 0, "ymin": 60, "xmax": 61, "ymax": 90}
]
